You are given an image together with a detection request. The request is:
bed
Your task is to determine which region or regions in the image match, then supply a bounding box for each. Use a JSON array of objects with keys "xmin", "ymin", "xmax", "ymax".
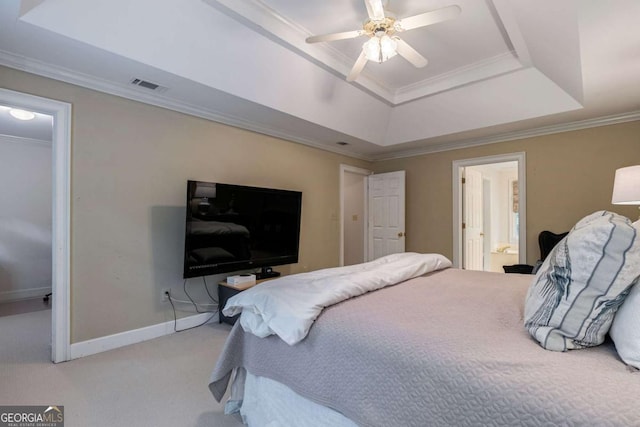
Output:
[{"xmin": 209, "ymin": 213, "xmax": 640, "ymax": 427}]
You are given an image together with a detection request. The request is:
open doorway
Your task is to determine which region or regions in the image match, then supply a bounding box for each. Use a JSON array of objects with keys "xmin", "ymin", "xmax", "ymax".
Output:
[
  {"xmin": 0, "ymin": 89, "xmax": 71, "ymax": 363},
  {"xmin": 0, "ymin": 103, "xmax": 54, "ymax": 364},
  {"xmin": 452, "ymin": 153, "xmax": 526, "ymax": 271},
  {"xmin": 339, "ymin": 165, "xmax": 371, "ymax": 266},
  {"xmin": 0, "ymin": 104, "xmax": 53, "ymax": 310}
]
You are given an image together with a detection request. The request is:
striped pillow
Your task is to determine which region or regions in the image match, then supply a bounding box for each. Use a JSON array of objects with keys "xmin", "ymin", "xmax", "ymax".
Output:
[
  {"xmin": 610, "ymin": 279, "xmax": 640, "ymax": 368},
  {"xmin": 524, "ymin": 211, "xmax": 640, "ymax": 351},
  {"xmin": 609, "ymin": 220, "xmax": 640, "ymax": 368}
]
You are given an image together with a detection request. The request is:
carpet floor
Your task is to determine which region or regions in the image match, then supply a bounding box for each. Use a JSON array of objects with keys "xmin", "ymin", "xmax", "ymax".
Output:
[
  {"xmin": 0, "ymin": 310, "xmax": 243, "ymax": 426},
  {"xmin": 0, "ymin": 297, "xmax": 51, "ymax": 317}
]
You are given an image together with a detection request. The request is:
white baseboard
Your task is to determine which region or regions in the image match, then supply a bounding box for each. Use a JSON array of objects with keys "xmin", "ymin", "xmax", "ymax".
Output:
[
  {"xmin": 69, "ymin": 312, "xmax": 218, "ymax": 360},
  {"xmin": 0, "ymin": 287, "xmax": 51, "ymax": 303}
]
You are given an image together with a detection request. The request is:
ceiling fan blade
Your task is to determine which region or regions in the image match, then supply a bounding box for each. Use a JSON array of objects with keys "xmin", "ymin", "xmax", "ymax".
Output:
[
  {"xmin": 364, "ymin": 0, "xmax": 385, "ymax": 21},
  {"xmin": 396, "ymin": 5, "xmax": 461, "ymax": 32},
  {"xmin": 306, "ymin": 29, "xmax": 364, "ymax": 44},
  {"xmin": 347, "ymin": 51, "xmax": 368, "ymax": 82},
  {"xmin": 395, "ymin": 38, "xmax": 428, "ymax": 68}
]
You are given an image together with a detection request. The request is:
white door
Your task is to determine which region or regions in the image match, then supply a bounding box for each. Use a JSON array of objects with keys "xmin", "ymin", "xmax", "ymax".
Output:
[
  {"xmin": 367, "ymin": 171, "xmax": 405, "ymax": 260},
  {"xmin": 463, "ymin": 167, "xmax": 484, "ymax": 270}
]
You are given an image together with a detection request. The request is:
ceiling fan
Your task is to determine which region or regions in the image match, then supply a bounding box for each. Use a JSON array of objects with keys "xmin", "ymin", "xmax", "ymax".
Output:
[{"xmin": 305, "ymin": 0, "xmax": 461, "ymax": 82}]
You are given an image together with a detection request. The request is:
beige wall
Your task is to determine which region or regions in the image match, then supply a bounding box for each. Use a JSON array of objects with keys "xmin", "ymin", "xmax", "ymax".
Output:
[
  {"xmin": 374, "ymin": 121, "xmax": 640, "ymax": 265},
  {"xmin": 3, "ymin": 64, "xmax": 639, "ymax": 344},
  {"xmin": 0, "ymin": 66, "xmax": 370, "ymax": 343}
]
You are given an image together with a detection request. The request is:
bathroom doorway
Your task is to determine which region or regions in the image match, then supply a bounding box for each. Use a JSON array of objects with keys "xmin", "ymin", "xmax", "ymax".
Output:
[{"xmin": 452, "ymin": 153, "xmax": 526, "ymax": 271}]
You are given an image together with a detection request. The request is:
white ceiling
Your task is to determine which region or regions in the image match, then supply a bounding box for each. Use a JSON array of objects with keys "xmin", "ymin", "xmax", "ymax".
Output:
[{"xmin": 0, "ymin": 0, "xmax": 639, "ymax": 160}]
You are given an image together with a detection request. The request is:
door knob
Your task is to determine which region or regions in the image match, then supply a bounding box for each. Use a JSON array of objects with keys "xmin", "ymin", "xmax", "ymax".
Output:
[{"xmin": 398, "ymin": 232, "xmax": 405, "ymax": 237}]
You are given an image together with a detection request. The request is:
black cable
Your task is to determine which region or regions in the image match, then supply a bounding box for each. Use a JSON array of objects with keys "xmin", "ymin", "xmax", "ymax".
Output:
[
  {"xmin": 167, "ymin": 292, "xmax": 218, "ymax": 333},
  {"xmin": 167, "ymin": 292, "xmax": 178, "ymax": 333},
  {"xmin": 175, "ymin": 311, "xmax": 218, "ymax": 332},
  {"xmin": 183, "ymin": 279, "xmax": 216, "ymax": 313},
  {"xmin": 203, "ymin": 276, "xmax": 218, "ymax": 304}
]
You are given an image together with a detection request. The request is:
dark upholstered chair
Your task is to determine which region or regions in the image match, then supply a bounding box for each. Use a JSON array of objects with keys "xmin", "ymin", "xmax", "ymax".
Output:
[
  {"xmin": 503, "ymin": 264, "xmax": 534, "ymax": 274},
  {"xmin": 538, "ymin": 230, "xmax": 569, "ymax": 262},
  {"xmin": 503, "ymin": 230, "xmax": 569, "ymax": 274}
]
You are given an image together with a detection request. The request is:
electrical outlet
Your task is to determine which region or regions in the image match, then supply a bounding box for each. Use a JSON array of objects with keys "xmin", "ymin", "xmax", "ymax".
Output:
[{"xmin": 161, "ymin": 288, "xmax": 170, "ymax": 302}]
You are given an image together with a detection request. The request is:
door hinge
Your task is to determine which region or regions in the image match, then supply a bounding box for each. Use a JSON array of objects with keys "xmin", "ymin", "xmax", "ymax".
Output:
[
  {"xmin": 462, "ymin": 222, "xmax": 466, "ymax": 229},
  {"xmin": 461, "ymin": 177, "xmax": 466, "ymax": 184}
]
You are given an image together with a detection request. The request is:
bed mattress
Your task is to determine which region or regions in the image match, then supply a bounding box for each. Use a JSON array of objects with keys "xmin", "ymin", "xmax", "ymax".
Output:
[{"xmin": 210, "ymin": 268, "xmax": 640, "ymax": 427}]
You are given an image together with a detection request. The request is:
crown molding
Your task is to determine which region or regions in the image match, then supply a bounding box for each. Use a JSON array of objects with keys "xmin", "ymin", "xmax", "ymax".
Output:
[
  {"xmin": 393, "ymin": 51, "xmax": 522, "ymax": 104},
  {"xmin": 0, "ymin": 49, "xmax": 372, "ymax": 161},
  {"xmin": 372, "ymin": 110, "xmax": 640, "ymax": 161},
  {"xmin": 2, "ymin": 49, "xmax": 638, "ymax": 165}
]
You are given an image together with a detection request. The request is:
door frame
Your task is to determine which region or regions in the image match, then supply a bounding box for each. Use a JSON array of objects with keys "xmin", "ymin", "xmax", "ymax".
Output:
[
  {"xmin": 0, "ymin": 88, "xmax": 71, "ymax": 363},
  {"xmin": 452, "ymin": 152, "xmax": 526, "ymax": 269},
  {"xmin": 339, "ymin": 165, "xmax": 372, "ymax": 266}
]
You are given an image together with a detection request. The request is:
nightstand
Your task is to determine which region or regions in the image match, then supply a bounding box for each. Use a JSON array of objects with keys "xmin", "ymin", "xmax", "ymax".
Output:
[{"xmin": 217, "ymin": 280, "xmax": 258, "ymax": 325}]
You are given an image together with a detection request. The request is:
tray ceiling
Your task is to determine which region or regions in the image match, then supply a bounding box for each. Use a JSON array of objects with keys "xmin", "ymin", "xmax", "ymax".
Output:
[{"xmin": 0, "ymin": 0, "xmax": 639, "ymax": 160}]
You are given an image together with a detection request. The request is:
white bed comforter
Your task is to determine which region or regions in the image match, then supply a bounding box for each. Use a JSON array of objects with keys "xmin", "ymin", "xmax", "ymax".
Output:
[{"xmin": 222, "ymin": 252, "xmax": 451, "ymax": 345}]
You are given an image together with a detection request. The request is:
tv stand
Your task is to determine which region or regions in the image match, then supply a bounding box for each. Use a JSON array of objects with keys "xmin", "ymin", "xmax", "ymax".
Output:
[{"xmin": 255, "ymin": 267, "xmax": 280, "ymax": 280}]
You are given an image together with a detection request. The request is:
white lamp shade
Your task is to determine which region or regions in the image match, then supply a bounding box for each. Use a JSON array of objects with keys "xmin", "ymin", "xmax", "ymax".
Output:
[{"xmin": 612, "ymin": 165, "xmax": 640, "ymax": 205}]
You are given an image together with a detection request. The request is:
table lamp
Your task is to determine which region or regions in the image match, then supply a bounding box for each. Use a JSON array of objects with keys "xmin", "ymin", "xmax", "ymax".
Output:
[{"xmin": 612, "ymin": 165, "xmax": 640, "ymax": 221}]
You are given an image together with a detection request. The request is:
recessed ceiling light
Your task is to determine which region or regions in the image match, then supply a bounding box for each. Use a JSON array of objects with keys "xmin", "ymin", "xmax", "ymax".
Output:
[{"xmin": 9, "ymin": 108, "xmax": 36, "ymax": 121}]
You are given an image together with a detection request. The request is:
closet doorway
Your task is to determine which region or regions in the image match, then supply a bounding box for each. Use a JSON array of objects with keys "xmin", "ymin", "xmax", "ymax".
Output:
[
  {"xmin": 340, "ymin": 165, "xmax": 371, "ymax": 266},
  {"xmin": 452, "ymin": 153, "xmax": 526, "ymax": 271},
  {"xmin": 339, "ymin": 166, "xmax": 406, "ymax": 266},
  {"xmin": 0, "ymin": 89, "xmax": 71, "ymax": 363}
]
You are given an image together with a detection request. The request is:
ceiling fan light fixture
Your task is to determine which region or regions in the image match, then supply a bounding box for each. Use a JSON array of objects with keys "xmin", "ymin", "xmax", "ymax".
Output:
[
  {"xmin": 363, "ymin": 34, "xmax": 397, "ymax": 63},
  {"xmin": 307, "ymin": 1, "xmax": 460, "ymax": 81}
]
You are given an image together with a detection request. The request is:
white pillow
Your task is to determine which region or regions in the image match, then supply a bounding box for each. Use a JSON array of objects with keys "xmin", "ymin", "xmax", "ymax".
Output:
[
  {"xmin": 524, "ymin": 211, "xmax": 640, "ymax": 351},
  {"xmin": 610, "ymin": 220, "xmax": 640, "ymax": 369}
]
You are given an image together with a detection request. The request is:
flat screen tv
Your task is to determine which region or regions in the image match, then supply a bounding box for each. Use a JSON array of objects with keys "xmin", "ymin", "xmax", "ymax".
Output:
[{"xmin": 183, "ymin": 180, "xmax": 302, "ymax": 278}]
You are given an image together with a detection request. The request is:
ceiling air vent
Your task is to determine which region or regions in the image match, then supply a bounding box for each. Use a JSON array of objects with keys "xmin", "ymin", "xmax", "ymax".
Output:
[{"xmin": 129, "ymin": 78, "xmax": 167, "ymax": 93}]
